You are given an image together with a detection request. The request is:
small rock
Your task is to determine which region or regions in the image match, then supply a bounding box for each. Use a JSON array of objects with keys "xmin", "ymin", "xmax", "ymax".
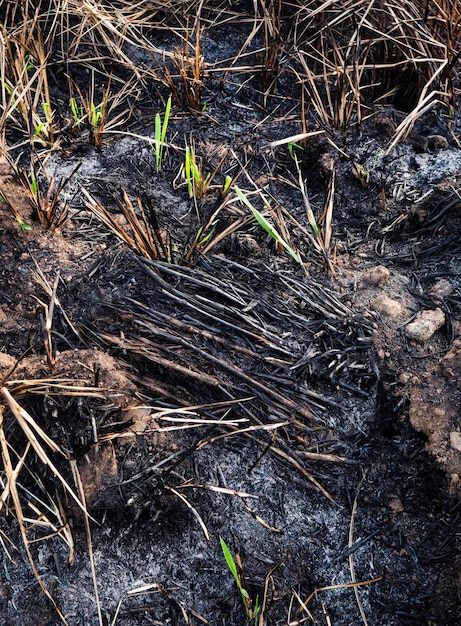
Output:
[
  {"xmin": 374, "ymin": 114, "xmax": 396, "ymax": 137},
  {"xmin": 430, "ymin": 279, "xmax": 453, "ymax": 301},
  {"xmin": 441, "ymin": 339, "xmax": 461, "ymax": 380},
  {"xmin": 408, "ymin": 131, "xmax": 428, "ymax": 152},
  {"xmin": 450, "ymin": 432, "xmax": 461, "ymax": 452},
  {"xmin": 398, "ymin": 372, "xmax": 411, "ymax": 385},
  {"xmin": 370, "ymin": 294, "xmax": 403, "ymax": 317},
  {"xmin": 362, "ymin": 265, "xmax": 390, "ymax": 286},
  {"xmin": 389, "ymin": 495, "xmax": 405, "ymax": 514},
  {"xmin": 428, "ymin": 134, "xmax": 449, "ymax": 150},
  {"xmin": 405, "ymin": 308, "xmax": 445, "ymax": 342}
]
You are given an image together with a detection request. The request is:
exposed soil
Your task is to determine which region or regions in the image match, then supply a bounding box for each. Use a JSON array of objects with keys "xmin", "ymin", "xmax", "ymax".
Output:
[{"xmin": 1, "ymin": 6, "xmax": 461, "ymax": 626}]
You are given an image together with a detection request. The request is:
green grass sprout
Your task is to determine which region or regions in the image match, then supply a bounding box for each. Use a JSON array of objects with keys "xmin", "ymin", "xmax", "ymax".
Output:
[
  {"xmin": 70, "ymin": 97, "xmax": 86, "ymax": 128},
  {"xmin": 234, "ymin": 186, "xmax": 303, "ymax": 265},
  {"xmin": 184, "ymin": 143, "xmax": 211, "ymax": 198},
  {"xmin": 154, "ymin": 95, "xmax": 172, "ymax": 172},
  {"xmin": 220, "ymin": 537, "xmax": 260, "ymax": 623},
  {"xmin": 222, "ymin": 175, "xmax": 233, "ymax": 196},
  {"xmin": 288, "ymin": 142, "xmax": 304, "ymax": 160}
]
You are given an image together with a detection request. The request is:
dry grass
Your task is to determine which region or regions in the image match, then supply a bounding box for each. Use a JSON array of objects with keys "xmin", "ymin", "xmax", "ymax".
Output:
[
  {"xmin": 285, "ymin": 0, "xmax": 456, "ymax": 138},
  {"xmin": 1, "ymin": 0, "xmax": 458, "ymax": 153},
  {"xmin": 0, "ymin": 376, "xmax": 106, "ymax": 625},
  {"xmin": 82, "ymin": 187, "xmax": 173, "ymax": 261}
]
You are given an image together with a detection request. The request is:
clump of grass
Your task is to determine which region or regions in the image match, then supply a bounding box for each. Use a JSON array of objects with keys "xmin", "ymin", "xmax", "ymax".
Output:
[
  {"xmin": 153, "ymin": 95, "xmax": 172, "ymax": 172},
  {"xmin": 81, "ymin": 188, "xmax": 172, "ymax": 261},
  {"xmin": 0, "ymin": 374, "xmax": 105, "ymax": 625},
  {"xmin": 261, "ymin": 0, "xmax": 283, "ymax": 92},
  {"xmin": 184, "ymin": 142, "xmax": 211, "ymax": 199},
  {"xmin": 69, "ymin": 79, "xmax": 110, "ymax": 146},
  {"xmin": 284, "ymin": 0, "xmax": 460, "ymax": 147},
  {"xmin": 0, "ymin": 7, "xmax": 56, "ymax": 147},
  {"xmin": 3, "ymin": 156, "xmax": 80, "ymax": 230},
  {"xmin": 162, "ymin": 15, "xmax": 204, "ymax": 111}
]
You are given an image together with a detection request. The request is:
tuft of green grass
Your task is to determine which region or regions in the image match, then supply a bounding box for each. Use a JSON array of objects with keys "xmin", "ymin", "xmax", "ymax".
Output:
[
  {"xmin": 184, "ymin": 143, "xmax": 211, "ymax": 199},
  {"xmin": 234, "ymin": 186, "xmax": 302, "ymax": 265},
  {"xmin": 153, "ymin": 95, "xmax": 172, "ymax": 172},
  {"xmin": 70, "ymin": 97, "xmax": 86, "ymax": 128}
]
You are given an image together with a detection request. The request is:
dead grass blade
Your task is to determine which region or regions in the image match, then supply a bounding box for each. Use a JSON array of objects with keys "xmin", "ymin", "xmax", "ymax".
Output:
[
  {"xmin": 348, "ymin": 471, "xmax": 369, "ymax": 625},
  {"xmin": 241, "ymin": 497, "xmax": 282, "ymax": 533},
  {"xmin": 70, "ymin": 459, "xmax": 103, "ymax": 626},
  {"xmin": 32, "ymin": 271, "xmax": 60, "ymax": 370},
  {"xmin": 0, "ymin": 406, "xmax": 68, "ymax": 624},
  {"xmin": 269, "ymin": 130, "xmax": 326, "ymax": 148},
  {"xmin": 171, "ymin": 15, "xmax": 205, "ymax": 111},
  {"xmin": 258, "ymin": 562, "xmax": 282, "ymax": 626},
  {"xmin": 294, "ymin": 154, "xmax": 335, "ymax": 272},
  {"xmin": 31, "ymin": 256, "xmax": 82, "ymax": 340},
  {"xmin": 249, "ymin": 435, "xmax": 335, "ymax": 504},
  {"xmin": 0, "ymin": 526, "xmax": 18, "ymax": 564},
  {"xmin": 295, "ymin": 577, "xmax": 382, "ymax": 624},
  {"xmin": 386, "ymin": 88, "xmax": 445, "ymax": 153},
  {"xmin": 110, "ymin": 583, "xmax": 162, "ymax": 626},
  {"xmin": 165, "ymin": 485, "xmax": 210, "ymax": 540}
]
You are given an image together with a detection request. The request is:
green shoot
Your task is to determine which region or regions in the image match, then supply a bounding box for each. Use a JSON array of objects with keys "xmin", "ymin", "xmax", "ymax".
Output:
[
  {"xmin": 222, "ymin": 175, "xmax": 233, "ymax": 196},
  {"xmin": 70, "ymin": 97, "xmax": 86, "ymax": 127},
  {"xmin": 306, "ymin": 204, "xmax": 319, "ymax": 238},
  {"xmin": 69, "ymin": 78, "xmax": 113, "ymax": 146},
  {"xmin": 29, "ymin": 175, "xmax": 38, "ymax": 199},
  {"xmin": 16, "ymin": 217, "xmax": 32, "ymax": 231},
  {"xmin": 184, "ymin": 143, "xmax": 211, "ymax": 198},
  {"xmin": 153, "ymin": 96, "xmax": 172, "ymax": 172},
  {"xmin": 33, "ymin": 102, "xmax": 53, "ymax": 143},
  {"xmin": 89, "ymin": 101, "xmax": 104, "ymax": 136},
  {"xmin": 0, "ymin": 191, "xmax": 31, "ymax": 230},
  {"xmin": 288, "ymin": 142, "xmax": 304, "ymax": 160},
  {"xmin": 1, "ymin": 80, "xmax": 12, "ymax": 96},
  {"xmin": 220, "ymin": 537, "xmax": 255, "ymax": 621},
  {"xmin": 33, "ymin": 121, "xmax": 49, "ymax": 139},
  {"xmin": 253, "ymin": 595, "xmax": 261, "ymax": 625},
  {"xmin": 195, "ymin": 225, "xmax": 216, "ymax": 248},
  {"xmin": 234, "ymin": 186, "xmax": 303, "ymax": 265},
  {"xmin": 372, "ymin": 147, "xmax": 385, "ymax": 169}
]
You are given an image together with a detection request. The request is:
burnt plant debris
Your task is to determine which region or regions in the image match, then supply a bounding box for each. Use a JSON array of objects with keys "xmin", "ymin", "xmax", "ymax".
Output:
[{"xmin": 0, "ymin": 1, "xmax": 461, "ymax": 625}]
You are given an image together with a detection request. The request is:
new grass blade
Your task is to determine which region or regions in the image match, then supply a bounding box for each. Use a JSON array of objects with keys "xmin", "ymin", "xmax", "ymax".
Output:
[
  {"xmin": 234, "ymin": 186, "xmax": 302, "ymax": 264},
  {"xmin": 220, "ymin": 536, "xmax": 239, "ymax": 581}
]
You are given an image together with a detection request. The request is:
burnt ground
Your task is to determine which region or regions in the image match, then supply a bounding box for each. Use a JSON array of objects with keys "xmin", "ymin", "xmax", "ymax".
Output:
[{"xmin": 1, "ymin": 12, "xmax": 461, "ymax": 626}]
